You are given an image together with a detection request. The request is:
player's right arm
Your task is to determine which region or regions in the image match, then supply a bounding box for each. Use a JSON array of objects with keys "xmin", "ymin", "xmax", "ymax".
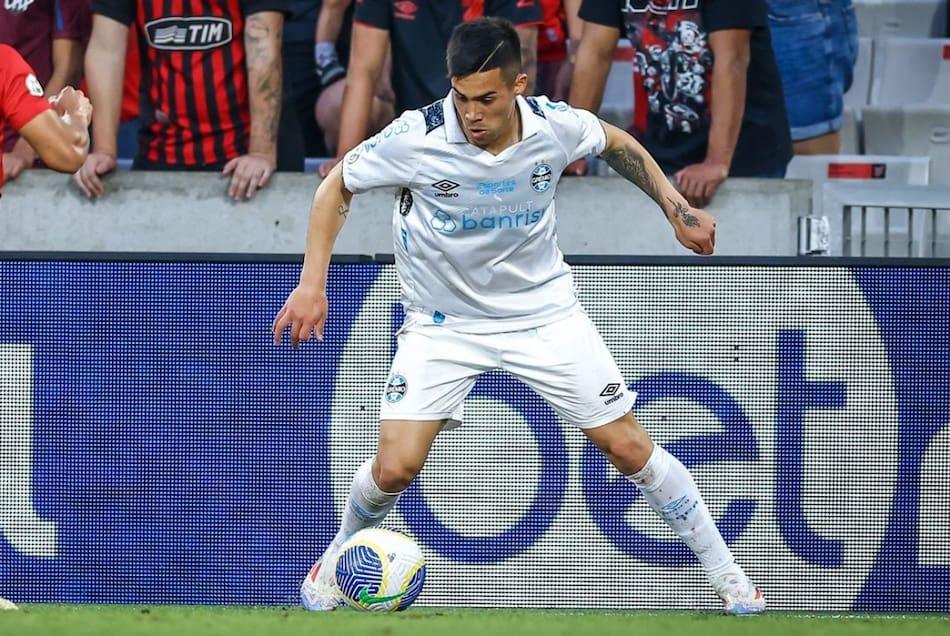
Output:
[
  {"xmin": 272, "ymin": 161, "xmax": 353, "ymax": 348},
  {"xmin": 275, "ymin": 111, "xmax": 424, "ymax": 348},
  {"xmin": 74, "ymin": 13, "xmax": 128, "ymax": 198}
]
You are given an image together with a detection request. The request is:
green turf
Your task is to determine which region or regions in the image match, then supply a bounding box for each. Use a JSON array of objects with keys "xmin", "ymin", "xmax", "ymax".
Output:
[{"xmin": 1, "ymin": 606, "xmax": 948, "ymax": 636}]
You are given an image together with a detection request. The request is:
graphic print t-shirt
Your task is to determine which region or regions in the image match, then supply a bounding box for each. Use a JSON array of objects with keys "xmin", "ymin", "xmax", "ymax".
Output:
[{"xmin": 580, "ymin": 0, "xmax": 791, "ymax": 176}]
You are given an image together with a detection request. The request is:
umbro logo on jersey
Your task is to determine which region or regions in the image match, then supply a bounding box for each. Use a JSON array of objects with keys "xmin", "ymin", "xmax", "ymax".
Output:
[
  {"xmin": 145, "ymin": 17, "xmax": 233, "ymax": 51},
  {"xmin": 432, "ymin": 180, "xmax": 460, "ymax": 198}
]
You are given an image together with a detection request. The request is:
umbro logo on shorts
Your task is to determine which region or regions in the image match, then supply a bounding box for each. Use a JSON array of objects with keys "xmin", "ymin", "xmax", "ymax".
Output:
[{"xmin": 600, "ymin": 383, "xmax": 621, "ymax": 397}]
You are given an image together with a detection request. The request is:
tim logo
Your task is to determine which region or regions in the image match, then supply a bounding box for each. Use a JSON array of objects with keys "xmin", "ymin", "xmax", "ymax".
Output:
[
  {"xmin": 3, "ymin": 0, "xmax": 35, "ymax": 14},
  {"xmin": 622, "ymin": 0, "xmax": 699, "ymax": 13},
  {"xmin": 145, "ymin": 17, "xmax": 233, "ymax": 51},
  {"xmin": 393, "ymin": 0, "xmax": 418, "ymax": 20}
]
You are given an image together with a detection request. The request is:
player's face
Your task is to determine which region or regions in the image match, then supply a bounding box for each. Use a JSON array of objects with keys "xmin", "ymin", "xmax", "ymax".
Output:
[{"xmin": 451, "ymin": 67, "xmax": 528, "ymax": 150}]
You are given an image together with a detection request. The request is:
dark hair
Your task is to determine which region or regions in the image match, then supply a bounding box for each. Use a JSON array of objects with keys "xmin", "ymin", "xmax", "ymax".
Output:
[{"xmin": 446, "ymin": 17, "xmax": 522, "ymax": 81}]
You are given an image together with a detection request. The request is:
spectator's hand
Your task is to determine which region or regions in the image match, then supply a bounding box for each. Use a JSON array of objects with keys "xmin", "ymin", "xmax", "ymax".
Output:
[
  {"xmin": 318, "ymin": 157, "xmax": 340, "ymax": 178},
  {"xmin": 272, "ymin": 285, "xmax": 328, "ymax": 348},
  {"xmin": 222, "ymin": 152, "xmax": 275, "ymax": 201},
  {"xmin": 49, "ymin": 86, "xmax": 93, "ymax": 129},
  {"xmin": 671, "ymin": 202, "xmax": 716, "ymax": 256},
  {"xmin": 2, "ymin": 151, "xmax": 31, "ymax": 182},
  {"xmin": 73, "ymin": 152, "xmax": 117, "ymax": 198},
  {"xmin": 674, "ymin": 161, "xmax": 728, "ymax": 208},
  {"xmin": 563, "ymin": 157, "xmax": 588, "ymax": 177}
]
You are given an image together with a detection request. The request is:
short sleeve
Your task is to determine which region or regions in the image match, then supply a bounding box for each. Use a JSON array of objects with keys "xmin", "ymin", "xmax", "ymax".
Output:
[
  {"xmin": 353, "ymin": 0, "xmax": 392, "ymax": 30},
  {"xmin": 53, "ymin": 0, "xmax": 92, "ymax": 40},
  {"xmin": 341, "ymin": 111, "xmax": 426, "ymax": 194},
  {"xmin": 242, "ymin": 0, "xmax": 293, "ymax": 16},
  {"xmin": 0, "ymin": 46, "xmax": 53, "ymax": 130},
  {"xmin": 704, "ymin": 0, "xmax": 768, "ymax": 32},
  {"xmin": 532, "ymin": 96, "xmax": 606, "ymax": 163},
  {"xmin": 488, "ymin": 0, "xmax": 543, "ymax": 26},
  {"xmin": 91, "ymin": 0, "xmax": 134, "ymax": 26},
  {"xmin": 578, "ymin": 0, "xmax": 623, "ymax": 29}
]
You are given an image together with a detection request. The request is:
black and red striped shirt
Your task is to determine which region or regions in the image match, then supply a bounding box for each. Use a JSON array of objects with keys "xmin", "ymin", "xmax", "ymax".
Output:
[{"xmin": 93, "ymin": 0, "xmax": 289, "ymax": 168}]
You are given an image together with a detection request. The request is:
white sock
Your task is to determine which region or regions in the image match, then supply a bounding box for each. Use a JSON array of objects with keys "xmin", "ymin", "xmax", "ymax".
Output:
[
  {"xmin": 327, "ymin": 458, "xmax": 402, "ymax": 554},
  {"xmin": 627, "ymin": 444, "xmax": 735, "ymax": 577},
  {"xmin": 314, "ymin": 41, "xmax": 338, "ymax": 67}
]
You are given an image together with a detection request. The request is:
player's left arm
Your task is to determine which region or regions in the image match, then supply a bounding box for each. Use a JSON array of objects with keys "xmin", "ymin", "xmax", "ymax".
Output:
[
  {"xmin": 600, "ymin": 120, "xmax": 716, "ymax": 255},
  {"xmin": 225, "ymin": 9, "xmax": 284, "ymax": 201},
  {"xmin": 674, "ymin": 28, "xmax": 750, "ymax": 209}
]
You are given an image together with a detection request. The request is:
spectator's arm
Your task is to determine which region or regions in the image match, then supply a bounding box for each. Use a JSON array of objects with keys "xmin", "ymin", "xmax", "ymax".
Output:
[
  {"xmin": 568, "ymin": 21, "xmax": 617, "ymax": 114},
  {"xmin": 245, "ymin": 10, "xmax": 283, "ymax": 161},
  {"xmin": 47, "ymin": 39, "xmax": 84, "ymax": 96},
  {"xmin": 516, "ymin": 25, "xmax": 538, "ymax": 95},
  {"xmin": 335, "ymin": 22, "xmax": 389, "ymax": 160},
  {"xmin": 673, "ymin": 28, "xmax": 750, "ymax": 208},
  {"xmin": 19, "ymin": 91, "xmax": 91, "ymax": 173},
  {"xmin": 704, "ymin": 28, "xmax": 749, "ymax": 171},
  {"xmin": 315, "ymin": 0, "xmax": 350, "ymax": 43},
  {"xmin": 564, "ymin": 0, "xmax": 584, "ymax": 59},
  {"xmin": 84, "ymin": 15, "xmax": 127, "ymax": 157}
]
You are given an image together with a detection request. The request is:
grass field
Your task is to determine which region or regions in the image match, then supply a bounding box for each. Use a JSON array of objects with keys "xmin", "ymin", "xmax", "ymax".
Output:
[{"xmin": 1, "ymin": 606, "xmax": 948, "ymax": 636}]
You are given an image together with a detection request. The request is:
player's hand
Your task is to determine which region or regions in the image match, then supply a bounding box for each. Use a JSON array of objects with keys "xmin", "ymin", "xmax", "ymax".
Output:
[
  {"xmin": 318, "ymin": 157, "xmax": 340, "ymax": 178},
  {"xmin": 670, "ymin": 202, "xmax": 716, "ymax": 256},
  {"xmin": 272, "ymin": 285, "xmax": 329, "ymax": 349},
  {"xmin": 563, "ymin": 157, "xmax": 588, "ymax": 177},
  {"xmin": 223, "ymin": 152, "xmax": 275, "ymax": 201},
  {"xmin": 73, "ymin": 152, "xmax": 117, "ymax": 198},
  {"xmin": 674, "ymin": 160, "xmax": 728, "ymax": 208},
  {"xmin": 49, "ymin": 86, "xmax": 93, "ymax": 129},
  {"xmin": 2, "ymin": 151, "xmax": 31, "ymax": 181}
]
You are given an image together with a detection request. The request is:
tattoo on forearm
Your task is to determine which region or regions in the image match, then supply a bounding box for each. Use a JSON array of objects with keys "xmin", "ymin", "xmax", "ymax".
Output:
[
  {"xmin": 602, "ymin": 146, "xmax": 662, "ymax": 209},
  {"xmin": 668, "ymin": 197, "xmax": 700, "ymax": 227},
  {"xmin": 246, "ymin": 15, "xmax": 282, "ymax": 151}
]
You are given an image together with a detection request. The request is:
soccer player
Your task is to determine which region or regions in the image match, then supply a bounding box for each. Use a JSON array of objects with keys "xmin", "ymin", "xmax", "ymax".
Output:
[
  {"xmin": 0, "ymin": 44, "xmax": 91, "ymax": 193},
  {"xmin": 272, "ymin": 17, "xmax": 765, "ymax": 615}
]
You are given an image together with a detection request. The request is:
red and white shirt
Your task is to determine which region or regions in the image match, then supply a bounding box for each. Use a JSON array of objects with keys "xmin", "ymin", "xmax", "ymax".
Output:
[{"xmin": 0, "ymin": 44, "xmax": 52, "ymax": 190}]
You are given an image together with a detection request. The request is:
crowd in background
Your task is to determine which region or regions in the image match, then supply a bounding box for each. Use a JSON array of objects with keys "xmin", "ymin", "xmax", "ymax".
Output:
[{"xmin": 3, "ymin": 0, "xmax": 921, "ymax": 207}]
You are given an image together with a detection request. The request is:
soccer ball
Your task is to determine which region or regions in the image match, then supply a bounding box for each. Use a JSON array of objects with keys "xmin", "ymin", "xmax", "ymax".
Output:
[{"xmin": 334, "ymin": 528, "xmax": 427, "ymax": 612}]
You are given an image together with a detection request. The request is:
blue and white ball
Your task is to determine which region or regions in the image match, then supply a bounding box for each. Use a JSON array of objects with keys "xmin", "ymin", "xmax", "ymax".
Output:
[{"xmin": 335, "ymin": 528, "xmax": 427, "ymax": 612}]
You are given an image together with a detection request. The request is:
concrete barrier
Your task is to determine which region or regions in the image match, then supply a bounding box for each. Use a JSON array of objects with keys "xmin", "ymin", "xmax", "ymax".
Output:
[{"xmin": 0, "ymin": 171, "xmax": 811, "ymax": 256}]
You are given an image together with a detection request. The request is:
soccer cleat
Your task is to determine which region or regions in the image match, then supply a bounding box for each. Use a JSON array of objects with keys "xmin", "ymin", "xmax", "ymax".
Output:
[
  {"xmin": 300, "ymin": 547, "xmax": 343, "ymax": 612},
  {"xmin": 710, "ymin": 569, "xmax": 766, "ymax": 615}
]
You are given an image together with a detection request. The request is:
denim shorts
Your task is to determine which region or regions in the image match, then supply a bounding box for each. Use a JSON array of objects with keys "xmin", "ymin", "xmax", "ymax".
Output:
[{"xmin": 768, "ymin": 0, "xmax": 859, "ymax": 141}]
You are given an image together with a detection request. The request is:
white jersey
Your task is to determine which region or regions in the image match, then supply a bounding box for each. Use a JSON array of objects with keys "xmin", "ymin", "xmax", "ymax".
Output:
[{"xmin": 341, "ymin": 93, "xmax": 607, "ymax": 334}]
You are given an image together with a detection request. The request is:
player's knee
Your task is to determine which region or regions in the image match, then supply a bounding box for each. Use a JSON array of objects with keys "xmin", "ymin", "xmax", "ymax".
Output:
[
  {"xmin": 374, "ymin": 456, "xmax": 422, "ymax": 493},
  {"xmin": 604, "ymin": 431, "xmax": 654, "ymax": 474}
]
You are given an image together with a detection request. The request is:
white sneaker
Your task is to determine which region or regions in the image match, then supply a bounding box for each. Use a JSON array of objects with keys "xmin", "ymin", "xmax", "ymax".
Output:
[
  {"xmin": 300, "ymin": 546, "xmax": 343, "ymax": 612},
  {"xmin": 710, "ymin": 568, "xmax": 766, "ymax": 615}
]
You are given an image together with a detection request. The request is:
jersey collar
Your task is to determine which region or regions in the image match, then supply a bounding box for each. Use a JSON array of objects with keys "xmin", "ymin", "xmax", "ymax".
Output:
[{"xmin": 443, "ymin": 93, "xmax": 542, "ymax": 147}]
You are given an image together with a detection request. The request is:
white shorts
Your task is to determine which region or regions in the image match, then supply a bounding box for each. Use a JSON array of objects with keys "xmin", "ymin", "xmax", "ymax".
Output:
[{"xmin": 379, "ymin": 309, "xmax": 636, "ymax": 429}]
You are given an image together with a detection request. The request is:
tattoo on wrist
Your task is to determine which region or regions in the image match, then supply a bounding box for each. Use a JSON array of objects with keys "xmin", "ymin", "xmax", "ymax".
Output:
[
  {"xmin": 668, "ymin": 197, "xmax": 700, "ymax": 227},
  {"xmin": 602, "ymin": 146, "xmax": 661, "ymax": 209}
]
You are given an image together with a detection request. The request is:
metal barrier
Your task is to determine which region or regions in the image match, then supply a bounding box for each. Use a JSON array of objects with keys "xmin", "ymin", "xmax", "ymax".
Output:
[{"xmin": 821, "ymin": 182, "xmax": 950, "ymax": 256}]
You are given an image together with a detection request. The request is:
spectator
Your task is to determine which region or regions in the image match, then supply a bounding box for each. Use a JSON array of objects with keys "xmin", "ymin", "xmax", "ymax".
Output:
[
  {"xmin": 0, "ymin": 0, "xmax": 90, "ymax": 182},
  {"xmin": 0, "ymin": 45, "xmax": 92, "ymax": 193},
  {"xmin": 116, "ymin": 23, "xmax": 140, "ymax": 160},
  {"xmin": 570, "ymin": 0, "xmax": 792, "ymax": 208},
  {"xmin": 768, "ymin": 0, "xmax": 858, "ymax": 155},
  {"xmin": 75, "ymin": 0, "xmax": 289, "ymax": 201},
  {"xmin": 311, "ymin": 0, "xmax": 392, "ymax": 157},
  {"xmin": 318, "ymin": 0, "xmax": 543, "ymax": 176},
  {"xmin": 536, "ymin": 0, "xmax": 568, "ymax": 101}
]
